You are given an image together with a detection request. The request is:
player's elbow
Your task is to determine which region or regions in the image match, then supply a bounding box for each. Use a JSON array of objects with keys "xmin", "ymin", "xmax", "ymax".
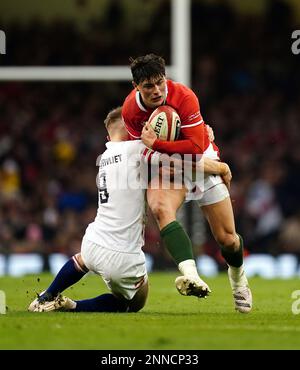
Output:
[{"xmin": 190, "ymin": 142, "xmax": 203, "ymax": 156}]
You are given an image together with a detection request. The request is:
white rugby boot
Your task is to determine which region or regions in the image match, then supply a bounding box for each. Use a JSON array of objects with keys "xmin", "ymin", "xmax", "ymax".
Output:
[
  {"xmin": 175, "ymin": 275, "xmax": 211, "ymax": 298},
  {"xmin": 228, "ymin": 265, "xmax": 252, "ymax": 313},
  {"xmin": 28, "ymin": 291, "xmax": 76, "ymax": 312},
  {"xmin": 52, "ymin": 295, "xmax": 76, "ymax": 311},
  {"xmin": 175, "ymin": 259, "xmax": 211, "ymax": 298},
  {"xmin": 28, "ymin": 291, "xmax": 57, "ymax": 312}
]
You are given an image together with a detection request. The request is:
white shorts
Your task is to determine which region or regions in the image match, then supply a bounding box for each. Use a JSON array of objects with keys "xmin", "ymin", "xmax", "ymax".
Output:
[
  {"xmin": 185, "ymin": 175, "xmax": 229, "ymax": 206},
  {"xmin": 81, "ymin": 236, "xmax": 147, "ymax": 301}
]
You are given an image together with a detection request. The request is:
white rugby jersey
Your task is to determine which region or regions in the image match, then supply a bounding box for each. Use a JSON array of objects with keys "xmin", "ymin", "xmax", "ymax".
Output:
[{"xmin": 84, "ymin": 140, "xmax": 159, "ymax": 254}]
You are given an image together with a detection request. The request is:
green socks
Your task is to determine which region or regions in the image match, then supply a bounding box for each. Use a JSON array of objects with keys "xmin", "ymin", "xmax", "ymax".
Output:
[
  {"xmin": 160, "ymin": 221, "xmax": 194, "ymax": 265},
  {"xmin": 221, "ymin": 233, "xmax": 244, "ymax": 268},
  {"xmin": 160, "ymin": 222, "xmax": 244, "ymax": 269}
]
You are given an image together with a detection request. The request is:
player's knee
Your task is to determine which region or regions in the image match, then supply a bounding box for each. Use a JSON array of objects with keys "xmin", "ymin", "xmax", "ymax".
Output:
[
  {"xmin": 128, "ymin": 283, "xmax": 148, "ymax": 312},
  {"xmin": 149, "ymin": 197, "xmax": 170, "ymax": 221},
  {"xmin": 74, "ymin": 253, "xmax": 88, "ymax": 271},
  {"xmin": 215, "ymin": 231, "xmax": 237, "ymax": 250},
  {"xmin": 128, "ymin": 299, "xmax": 146, "ymax": 312},
  {"xmin": 76, "ymin": 254, "xmax": 85, "ymax": 268}
]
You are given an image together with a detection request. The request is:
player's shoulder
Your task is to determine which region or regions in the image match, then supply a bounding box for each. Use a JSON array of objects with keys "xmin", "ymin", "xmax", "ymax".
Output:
[
  {"xmin": 123, "ymin": 88, "xmax": 136, "ymax": 105},
  {"xmin": 122, "ymin": 89, "xmax": 137, "ymax": 115},
  {"xmin": 167, "ymin": 79, "xmax": 195, "ymax": 96},
  {"xmin": 122, "ymin": 89, "xmax": 146, "ymax": 132},
  {"xmin": 124, "ymin": 139, "xmax": 145, "ymax": 152},
  {"xmin": 103, "ymin": 141, "xmax": 141, "ymax": 160},
  {"xmin": 112, "ymin": 140, "xmax": 145, "ymax": 163},
  {"xmin": 167, "ymin": 79, "xmax": 198, "ymax": 104}
]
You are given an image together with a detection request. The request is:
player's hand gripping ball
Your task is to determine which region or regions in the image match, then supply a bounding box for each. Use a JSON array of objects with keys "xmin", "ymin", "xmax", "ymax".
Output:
[{"xmin": 148, "ymin": 105, "xmax": 181, "ymax": 141}]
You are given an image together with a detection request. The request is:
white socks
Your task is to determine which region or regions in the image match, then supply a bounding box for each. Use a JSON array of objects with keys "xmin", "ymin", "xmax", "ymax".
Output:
[
  {"xmin": 178, "ymin": 259, "xmax": 204, "ymax": 282},
  {"xmin": 228, "ymin": 265, "xmax": 248, "ymax": 288}
]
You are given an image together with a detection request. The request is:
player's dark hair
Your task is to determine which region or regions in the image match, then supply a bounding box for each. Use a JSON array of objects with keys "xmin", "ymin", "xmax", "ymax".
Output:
[
  {"xmin": 130, "ymin": 54, "xmax": 166, "ymax": 84},
  {"xmin": 104, "ymin": 106, "xmax": 122, "ymax": 129}
]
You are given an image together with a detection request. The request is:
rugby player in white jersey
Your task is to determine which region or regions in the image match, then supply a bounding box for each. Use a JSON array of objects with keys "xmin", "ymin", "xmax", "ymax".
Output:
[{"xmin": 28, "ymin": 107, "xmax": 232, "ymax": 313}]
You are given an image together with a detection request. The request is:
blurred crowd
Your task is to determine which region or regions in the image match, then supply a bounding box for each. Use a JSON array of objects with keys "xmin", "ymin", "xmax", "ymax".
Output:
[{"xmin": 0, "ymin": 0, "xmax": 300, "ymax": 270}]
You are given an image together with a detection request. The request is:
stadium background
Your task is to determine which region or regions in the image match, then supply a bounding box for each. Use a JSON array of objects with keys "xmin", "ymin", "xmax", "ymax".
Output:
[{"xmin": 0, "ymin": 0, "xmax": 300, "ymax": 277}]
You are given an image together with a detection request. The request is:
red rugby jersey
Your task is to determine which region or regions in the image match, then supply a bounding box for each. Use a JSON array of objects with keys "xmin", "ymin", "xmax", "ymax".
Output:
[{"xmin": 122, "ymin": 80, "xmax": 220, "ymax": 158}]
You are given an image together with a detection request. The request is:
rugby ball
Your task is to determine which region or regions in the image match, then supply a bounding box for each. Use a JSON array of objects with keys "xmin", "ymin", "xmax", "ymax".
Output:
[{"xmin": 148, "ymin": 105, "xmax": 181, "ymax": 141}]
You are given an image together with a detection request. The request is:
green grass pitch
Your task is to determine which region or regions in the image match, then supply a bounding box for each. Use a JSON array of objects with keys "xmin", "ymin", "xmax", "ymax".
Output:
[{"xmin": 0, "ymin": 272, "xmax": 299, "ymax": 350}]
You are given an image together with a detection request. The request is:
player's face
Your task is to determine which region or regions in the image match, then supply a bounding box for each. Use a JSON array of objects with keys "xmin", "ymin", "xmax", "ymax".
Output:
[{"xmin": 134, "ymin": 76, "xmax": 167, "ymax": 109}]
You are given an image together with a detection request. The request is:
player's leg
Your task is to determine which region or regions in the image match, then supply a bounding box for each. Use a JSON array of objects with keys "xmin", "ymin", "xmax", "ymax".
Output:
[
  {"xmin": 29, "ymin": 240, "xmax": 149, "ymax": 313},
  {"xmin": 44, "ymin": 254, "xmax": 88, "ymax": 298},
  {"xmin": 201, "ymin": 195, "xmax": 252, "ymax": 313},
  {"xmin": 50, "ymin": 279, "xmax": 148, "ymax": 313},
  {"xmin": 44, "ymin": 254, "xmax": 149, "ymax": 313},
  {"xmin": 147, "ymin": 179, "xmax": 210, "ymax": 297},
  {"xmin": 147, "ymin": 181, "xmax": 191, "ymax": 263},
  {"xmin": 28, "ymin": 253, "xmax": 88, "ymax": 312},
  {"xmin": 36, "ymin": 281, "xmax": 149, "ymax": 313},
  {"xmin": 64, "ymin": 293, "xmax": 129, "ymax": 312},
  {"xmin": 71, "ymin": 273, "xmax": 149, "ymax": 313}
]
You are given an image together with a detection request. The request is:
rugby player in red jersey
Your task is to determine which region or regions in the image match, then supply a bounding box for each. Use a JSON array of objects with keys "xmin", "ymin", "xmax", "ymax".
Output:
[{"xmin": 122, "ymin": 54, "xmax": 252, "ymax": 313}]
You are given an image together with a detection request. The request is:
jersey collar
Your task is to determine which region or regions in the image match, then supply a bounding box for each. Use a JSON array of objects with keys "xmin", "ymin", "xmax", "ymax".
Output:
[
  {"xmin": 164, "ymin": 81, "xmax": 169, "ymax": 104},
  {"xmin": 135, "ymin": 91, "xmax": 148, "ymax": 112}
]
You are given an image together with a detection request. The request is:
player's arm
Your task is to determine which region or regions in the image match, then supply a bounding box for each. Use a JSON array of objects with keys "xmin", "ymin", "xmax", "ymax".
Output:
[
  {"xmin": 141, "ymin": 147, "xmax": 231, "ymax": 189},
  {"xmin": 142, "ymin": 95, "xmax": 209, "ymax": 155},
  {"xmin": 197, "ymin": 157, "xmax": 232, "ymax": 190},
  {"xmin": 175, "ymin": 155, "xmax": 232, "ymax": 190},
  {"xmin": 162, "ymin": 155, "xmax": 232, "ymax": 190},
  {"xmin": 142, "ymin": 122, "xmax": 212, "ymax": 155}
]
